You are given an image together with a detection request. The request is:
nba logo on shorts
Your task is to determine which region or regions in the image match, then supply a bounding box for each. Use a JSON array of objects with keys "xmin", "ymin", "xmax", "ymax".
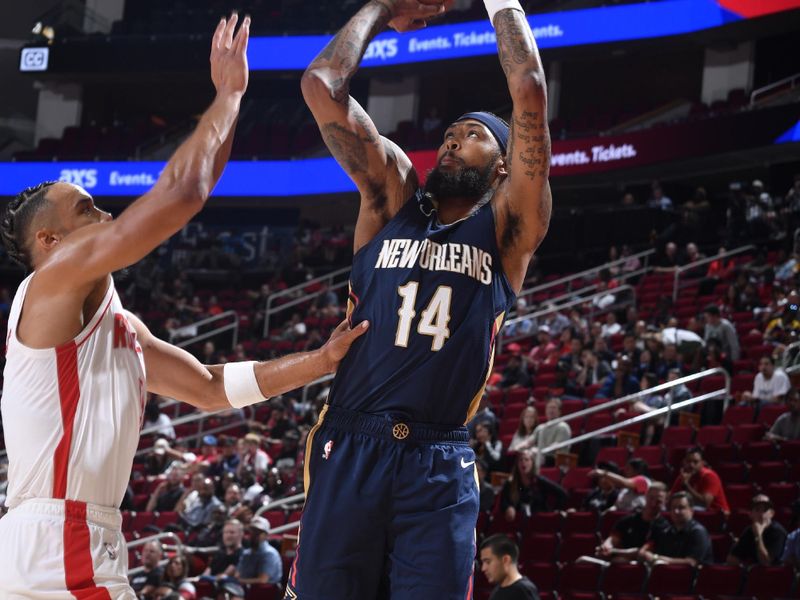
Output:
[{"xmin": 322, "ymin": 440, "xmax": 333, "ymax": 460}]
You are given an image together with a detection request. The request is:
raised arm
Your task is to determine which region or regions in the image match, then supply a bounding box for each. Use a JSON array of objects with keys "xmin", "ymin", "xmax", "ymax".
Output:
[
  {"xmin": 301, "ymin": 1, "xmax": 445, "ymax": 252},
  {"xmin": 488, "ymin": 1, "xmax": 552, "ymax": 292},
  {"xmin": 40, "ymin": 15, "xmax": 249, "ymax": 288}
]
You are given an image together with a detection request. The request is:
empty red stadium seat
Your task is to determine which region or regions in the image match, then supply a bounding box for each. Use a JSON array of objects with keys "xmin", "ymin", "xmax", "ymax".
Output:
[
  {"xmin": 558, "ymin": 562, "xmax": 602, "ymax": 593},
  {"xmin": 661, "ymin": 427, "xmax": 694, "ymax": 447},
  {"xmin": 748, "ymin": 461, "xmax": 787, "ymax": 487},
  {"xmin": 558, "ymin": 534, "xmax": 598, "ymax": 562},
  {"xmin": 561, "ymin": 468, "xmax": 593, "ymax": 490},
  {"xmin": 692, "ymin": 510, "xmax": 725, "ymax": 533},
  {"xmin": 740, "ymin": 565, "xmax": 795, "ymax": 600},
  {"xmin": 520, "ymin": 533, "xmax": 559, "ymax": 563},
  {"xmin": 729, "ymin": 423, "xmax": 764, "ymax": 444},
  {"xmin": 563, "ymin": 511, "xmax": 597, "ymax": 536},
  {"xmin": 696, "ymin": 425, "xmax": 730, "ymax": 446},
  {"xmin": 645, "ymin": 563, "xmax": 695, "ymax": 596},
  {"xmin": 710, "ymin": 533, "xmax": 734, "ymax": 563},
  {"xmin": 714, "ymin": 462, "xmax": 748, "ymax": 484},
  {"xmin": 763, "ymin": 482, "xmax": 799, "ymax": 506},
  {"xmin": 693, "ymin": 564, "xmax": 743, "ymax": 598},
  {"xmin": 702, "ymin": 443, "xmax": 737, "ymax": 466},
  {"xmin": 601, "ymin": 562, "xmax": 647, "ymax": 595},
  {"xmin": 738, "ymin": 441, "xmax": 778, "ymax": 463},
  {"xmin": 521, "ymin": 561, "xmax": 558, "ymax": 593},
  {"xmin": 721, "ymin": 404, "xmax": 754, "ymax": 426},
  {"xmin": 524, "ymin": 511, "xmax": 562, "ymax": 534},
  {"xmin": 595, "ymin": 446, "xmax": 629, "ymax": 466},
  {"xmin": 632, "ymin": 445, "xmax": 662, "ymax": 466},
  {"xmin": 724, "ymin": 485, "xmax": 755, "ymax": 516},
  {"xmin": 758, "ymin": 403, "xmax": 788, "ymax": 427}
]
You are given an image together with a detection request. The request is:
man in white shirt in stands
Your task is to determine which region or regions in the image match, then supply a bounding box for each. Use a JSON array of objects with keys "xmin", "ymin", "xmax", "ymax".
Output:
[{"xmin": 743, "ymin": 355, "xmax": 791, "ymax": 406}]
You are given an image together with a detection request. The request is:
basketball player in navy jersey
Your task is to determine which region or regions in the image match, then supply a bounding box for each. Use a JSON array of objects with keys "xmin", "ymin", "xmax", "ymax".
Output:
[{"xmin": 291, "ymin": 0, "xmax": 551, "ymax": 597}]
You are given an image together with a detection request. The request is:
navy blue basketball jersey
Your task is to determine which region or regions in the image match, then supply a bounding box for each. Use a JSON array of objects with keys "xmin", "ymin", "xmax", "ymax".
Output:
[{"xmin": 328, "ymin": 190, "xmax": 516, "ymax": 426}]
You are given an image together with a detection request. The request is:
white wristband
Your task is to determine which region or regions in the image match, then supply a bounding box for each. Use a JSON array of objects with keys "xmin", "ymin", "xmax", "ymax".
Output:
[
  {"xmin": 223, "ymin": 361, "xmax": 268, "ymax": 408},
  {"xmin": 484, "ymin": 0, "xmax": 524, "ymax": 27}
]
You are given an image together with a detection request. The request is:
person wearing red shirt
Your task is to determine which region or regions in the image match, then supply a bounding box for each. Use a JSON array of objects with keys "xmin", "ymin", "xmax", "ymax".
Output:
[{"xmin": 671, "ymin": 447, "xmax": 730, "ymax": 515}]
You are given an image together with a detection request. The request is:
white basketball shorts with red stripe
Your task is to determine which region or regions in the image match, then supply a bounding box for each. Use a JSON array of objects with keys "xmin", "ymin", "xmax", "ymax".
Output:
[{"xmin": 0, "ymin": 499, "xmax": 135, "ymax": 599}]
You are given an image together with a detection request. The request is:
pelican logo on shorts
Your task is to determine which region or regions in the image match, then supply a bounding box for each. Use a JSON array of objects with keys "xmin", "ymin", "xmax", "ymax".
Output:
[
  {"xmin": 392, "ymin": 422, "xmax": 410, "ymax": 440},
  {"xmin": 105, "ymin": 543, "xmax": 118, "ymax": 560},
  {"xmin": 322, "ymin": 440, "xmax": 333, "ymax": 460}
]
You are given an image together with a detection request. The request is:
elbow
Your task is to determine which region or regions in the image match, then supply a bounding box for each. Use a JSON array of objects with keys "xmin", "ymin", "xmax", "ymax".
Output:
[
  {"xmin": 301, "ymin": 69, "xmax": 339, "ymax": 107},
  {"xmin": 508, "ymin": 70, "xmax": 548, "ymax": 105}
]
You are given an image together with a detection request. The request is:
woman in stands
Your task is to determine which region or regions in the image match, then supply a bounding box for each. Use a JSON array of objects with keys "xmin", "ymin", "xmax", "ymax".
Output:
[
  {"xmin": 472, "ymin": 422, "xmax": 504, "ymax": 472},
  {"xmin": 160, "ymin": 554, "xmax": 196, "ymax": 599},
  {"xmin": 499, "ymin": 450, "xmax": 567, "ymax": 522},
  {"xmin": 508, "ymin": 406, "xmax": 539, "ymax": 453}
]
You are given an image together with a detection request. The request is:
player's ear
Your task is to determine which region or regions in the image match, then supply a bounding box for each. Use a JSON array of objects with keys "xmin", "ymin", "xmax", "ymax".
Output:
[
  {"xmin": 35, "ymin": 227, "xmax": 62, "ymax": 253},
  {"xmin": 496, "ymin": 155, "xmax": 508, "ymax": 177}
]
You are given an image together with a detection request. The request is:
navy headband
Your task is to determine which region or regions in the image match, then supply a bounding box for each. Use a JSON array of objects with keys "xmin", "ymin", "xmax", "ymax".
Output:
[{"xmin": 455, "ymin": 111, "xmax": 509, "ymax": 155}]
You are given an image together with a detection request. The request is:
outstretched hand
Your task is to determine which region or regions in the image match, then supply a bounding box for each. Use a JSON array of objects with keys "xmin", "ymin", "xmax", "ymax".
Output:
[
  {"xmin": 210, "ymin": 13, "xmax": 250, "ymax": 96},
  {"xmin": 379, "ymin": 0, "xmax": 451, "ymax": 33},
  {"xmin": 320, "ymin": 319, "xmax": 370, "ymax": 372}
]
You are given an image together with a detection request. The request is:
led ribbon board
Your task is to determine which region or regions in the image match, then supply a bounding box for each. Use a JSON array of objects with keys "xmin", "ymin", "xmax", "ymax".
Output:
[{"xmin": 245, "ymin": 0, "xmax": 800, "ymax": 71}]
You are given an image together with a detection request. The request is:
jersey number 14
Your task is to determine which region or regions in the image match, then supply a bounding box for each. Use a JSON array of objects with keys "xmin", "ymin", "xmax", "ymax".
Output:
[{"xmin": 395, "ymin": 282, "xmax": 452, "ymax": 351}]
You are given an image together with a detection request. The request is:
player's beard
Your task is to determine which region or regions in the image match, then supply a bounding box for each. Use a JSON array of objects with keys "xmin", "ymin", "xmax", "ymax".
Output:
[{"xmin": 424, "ymin": 156, "xmax": 497, "ymax": 203}]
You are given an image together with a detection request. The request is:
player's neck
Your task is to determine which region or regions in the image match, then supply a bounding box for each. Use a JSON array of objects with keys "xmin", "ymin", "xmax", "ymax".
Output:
[
  {"xmin": 434, "ymin": 191, "xmax": 491, "ymax": 225},
  {"xmin": 501, "ymin": 568, "xmax": 523, "ymax": 587}
]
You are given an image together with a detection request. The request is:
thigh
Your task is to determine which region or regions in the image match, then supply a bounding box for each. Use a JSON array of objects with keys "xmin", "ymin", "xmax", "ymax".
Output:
[
  {"xmin": 387, "ymin": 444, "xmax": 479, "ymax": 600},
  {"xmin": 0, "ymin": 510, "xmax": 135, "ymax": 600},
  {"xmin": 286, "ymin": 427, "xmax": 393, "ymax": 599}
]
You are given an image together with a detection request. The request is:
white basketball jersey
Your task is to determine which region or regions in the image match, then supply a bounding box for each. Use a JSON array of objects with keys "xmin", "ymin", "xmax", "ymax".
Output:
[{"xmin": 2, "ymin": 274, "xmax": 146, "ymax": 509}]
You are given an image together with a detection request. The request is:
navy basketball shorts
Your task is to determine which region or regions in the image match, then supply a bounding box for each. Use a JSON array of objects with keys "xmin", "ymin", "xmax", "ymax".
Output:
[{"xmin": 284, "ymin": 405, "xmax": 479, "ymax": 600}]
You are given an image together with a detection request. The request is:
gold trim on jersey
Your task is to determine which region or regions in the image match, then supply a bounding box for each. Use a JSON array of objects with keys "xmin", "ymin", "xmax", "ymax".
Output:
[
  {"xmin": 464, "ymin": 311, "xmax": 506, "ymax": 424},
  {"xmin": 303, "ymin": 403, "xmax": 329, "ymax": 495}
]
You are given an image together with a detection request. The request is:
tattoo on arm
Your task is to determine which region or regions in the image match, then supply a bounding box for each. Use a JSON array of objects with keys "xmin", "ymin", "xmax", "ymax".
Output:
[
  {"xmin": 494, "ymin": 10, "xmax": 533, "ymax": 76},
  {"xmin": 310, "ymin": 7, "xmax": 392, "ymax": 103},
  {"xmin": 320, "ymin": 122, "xmax": 372, "ymax": 174},
  {"xmin": 514, "ymin": 111, "xmax": 549, "ymax": 179}
]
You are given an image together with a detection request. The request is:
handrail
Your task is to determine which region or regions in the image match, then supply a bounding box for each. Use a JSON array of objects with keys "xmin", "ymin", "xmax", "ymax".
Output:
[
  {"xmin": 255, "ymin": 493, "xmax": 306, "ymax": 516},
  {"xmin": 518, "ymin": 249, "xmax": 654, "ymax": 306},
  {"xmin": 271, "ymin": 519, "xmax": 302, "ymax": 535},
  {"xmin": 750, "ymin": 72, "xmax": 800, "ymax": 105},
  {"xmin": 671, "ymin": 245, "xmax": 754, "ymax": 302},
  {"xmin": 136, "ymin": 405, "xmax": 254, "ymax": 457},
  {"xmin": 263, "ymin": 266, "xmax": 351, "ymax": 336},
  {"xmin": 170, "ymin": 310, "xmax": 239, "ymax": 350},
  {"xmin": 301, "ymin": 374, "xmax": 335, "ymax": 405},
  {"xmin": 499, "ymin": 285, "xmax": 636, "ymax": 352},
  {"xmin": 127, "ymin": 532, "xmax": 184, "ymax": 576},
  {"xmin": 534, "ymin": 367, "xmax": 730, "ymax": 466}
]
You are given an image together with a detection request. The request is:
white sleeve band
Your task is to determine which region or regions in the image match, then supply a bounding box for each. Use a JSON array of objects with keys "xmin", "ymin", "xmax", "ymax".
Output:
[
  {"xmin": 483, "ymin": 0, "xmax": 524, "ymax": 27},
  {"xmin": 223, "ymin": 361, "xmax": 268, "ymax": 408}
]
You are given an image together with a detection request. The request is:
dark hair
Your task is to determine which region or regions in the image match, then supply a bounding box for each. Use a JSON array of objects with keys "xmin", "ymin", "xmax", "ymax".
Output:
[
  {"xmin": 627, "ymin": 457, "xmax": 649, "ymax": 476},
  {"xmin": 1, "ymin": 181, "xmax": 58, "ymax": 270},
  {"xmin": 685, "ymin": 446, "xmax": 703, "ymax": 458},
  {"xmin": 641, "ymin": 372, "xmax": 658, "ymax": 388},
  {"xmin": 480, "ymin": 534, "xmax": 519, "ymax": 562},
  {"xmin": 703, "ymin": 304, "xmax": 720, "ymax": 317},
  {"xmin": 669, "ymin": 491, "xmax": 691, "ymax": 506},
  {"xmin": 760, "ymin": 355, "xmax": 775, "ymax": 365}
]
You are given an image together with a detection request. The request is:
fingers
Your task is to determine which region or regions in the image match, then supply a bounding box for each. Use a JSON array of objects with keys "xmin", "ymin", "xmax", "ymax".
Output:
[
  {"xmin": 407, "ymin": 19, "xmax": 427, "ymax": 31},
  {"xmin": 224, "ymin": 12, "xmax": 239, "ymax": 49},
  {"xmin": 418, "ymin": 2, "xmax": 446, "ymax": 16},
  {"xmin": 212, "ymin": 17, "xmax": 226, "ymax": 51},
  {"xmin": 234, "ymin": 15, "xmax": 251, "ymax": 55},
  {"xmin": 343, "ymin": 320, "xmax": 370, "ymax": 343},
  {"xmin": 331, "ymin": 320, "xmax": 350, "ymax": 336}
]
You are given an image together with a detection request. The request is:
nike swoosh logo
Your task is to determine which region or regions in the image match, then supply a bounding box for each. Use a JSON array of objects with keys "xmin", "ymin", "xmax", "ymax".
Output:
[{"xmin": 461, "ymin": 458, "xmax": 476, "ymax": 468}]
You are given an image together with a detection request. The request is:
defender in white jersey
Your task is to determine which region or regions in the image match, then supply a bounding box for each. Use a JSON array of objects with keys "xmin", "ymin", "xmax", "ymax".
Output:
[{"xmin": 0, "ymin": 16, "xmax": 367, "ymax": 599}]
